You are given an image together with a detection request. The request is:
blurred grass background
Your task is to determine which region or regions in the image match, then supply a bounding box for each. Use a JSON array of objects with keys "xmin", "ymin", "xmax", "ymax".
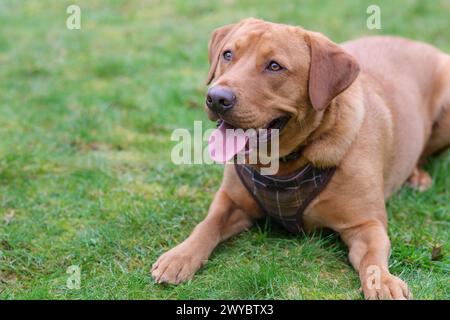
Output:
[{"xmin": 0, "ymin": 0, "xmax": 448, "ymax": 299}]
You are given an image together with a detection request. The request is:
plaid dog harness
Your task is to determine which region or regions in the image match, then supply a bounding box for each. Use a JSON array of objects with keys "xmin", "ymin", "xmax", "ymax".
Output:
[{"xmin": 235, "ymin": 164, "xmax": 336, "ymax": 234}]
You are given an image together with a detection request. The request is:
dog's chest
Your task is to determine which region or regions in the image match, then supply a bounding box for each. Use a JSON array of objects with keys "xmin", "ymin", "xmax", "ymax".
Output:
[{"xmin": 235, "ymin": 164, "xmax": 336, "ymax": 233}]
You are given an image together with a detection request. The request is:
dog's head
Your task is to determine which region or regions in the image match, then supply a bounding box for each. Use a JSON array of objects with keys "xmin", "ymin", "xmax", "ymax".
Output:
[{"xmin": 205, "ymin": 18, "xmax": 359, "ymax": 158}]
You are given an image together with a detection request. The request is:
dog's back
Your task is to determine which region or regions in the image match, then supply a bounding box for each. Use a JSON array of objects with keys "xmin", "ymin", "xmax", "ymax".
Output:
[{"xmin": 342, "ymin": 36, "xmax": 450, "ymax": 193}]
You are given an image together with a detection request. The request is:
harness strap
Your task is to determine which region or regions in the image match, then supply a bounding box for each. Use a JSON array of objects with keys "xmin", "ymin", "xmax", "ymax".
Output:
[{"xmin": 235, "ymin": 164, "xmax": 336, "ymax": 234}]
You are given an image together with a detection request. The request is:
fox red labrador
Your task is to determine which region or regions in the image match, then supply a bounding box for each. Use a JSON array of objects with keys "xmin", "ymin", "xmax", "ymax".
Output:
[{"xmin": 152, "ymin": 18, "xmax": 450, "ymax": 299}]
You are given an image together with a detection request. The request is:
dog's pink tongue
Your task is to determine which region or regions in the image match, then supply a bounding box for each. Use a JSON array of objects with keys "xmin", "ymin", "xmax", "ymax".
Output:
[{"xmin": 208, "ymin": 122, "xmax": 248, "ymax": 163}]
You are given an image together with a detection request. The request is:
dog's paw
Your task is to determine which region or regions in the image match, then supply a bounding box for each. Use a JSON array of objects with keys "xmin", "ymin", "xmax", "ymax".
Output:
[
  {"xmin": 151, "ymin": 244, "xmax": 206, "ymax": 284},
  {"xmin": 407, "ymin": 167, "xmax": 432, "ymax": 192},
  {"xmin": 362, "ymin": 273, "xmax": 410, "ymax": 300}
]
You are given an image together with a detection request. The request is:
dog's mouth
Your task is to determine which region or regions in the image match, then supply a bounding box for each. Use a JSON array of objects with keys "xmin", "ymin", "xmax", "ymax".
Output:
[
  {"xmin": 216, "ymin": 115, "xmax": 290, "ymax": 132},
  {"xmin": 261, "ymin": 116, "xmax": 291, "ymax": 139},
  {"xmin": 208, "ymin": 116, "xmax": 290, "ymax": 163}
]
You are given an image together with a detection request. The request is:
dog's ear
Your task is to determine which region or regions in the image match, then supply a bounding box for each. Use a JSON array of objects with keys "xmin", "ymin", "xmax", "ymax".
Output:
[
  {"xmin": 206, "ymin": 24, "xmax": 237, "ymax": 85},
  {"xmin": 307, "ymin": 32, "xmax": 360, "ymax": 111}
]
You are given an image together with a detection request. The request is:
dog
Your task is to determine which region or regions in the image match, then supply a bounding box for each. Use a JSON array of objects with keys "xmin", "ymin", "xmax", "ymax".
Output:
[{"xmin": 152, "ymin": 18, "xmax": 450, "ymax": 299}]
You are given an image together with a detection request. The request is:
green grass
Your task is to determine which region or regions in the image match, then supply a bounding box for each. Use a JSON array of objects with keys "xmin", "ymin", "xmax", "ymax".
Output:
[{"xmin": 0, "ymin": 0, "xmax": 448, "ymax": 299}]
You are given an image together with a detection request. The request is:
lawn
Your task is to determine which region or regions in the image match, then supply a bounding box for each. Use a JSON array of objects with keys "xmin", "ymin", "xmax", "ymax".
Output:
[{"xmin": 0, "ymin": 0, "xmax": 448, "ymax": 299}]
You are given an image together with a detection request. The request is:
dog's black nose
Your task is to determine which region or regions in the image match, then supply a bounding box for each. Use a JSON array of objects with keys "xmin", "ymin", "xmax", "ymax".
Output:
[{"xmin": 206, "ymin": 86, "xmax": 236, "ymax": 114}]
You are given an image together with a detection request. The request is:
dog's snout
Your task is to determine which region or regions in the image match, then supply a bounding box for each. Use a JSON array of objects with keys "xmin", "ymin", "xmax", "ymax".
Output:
[{"xmin": 206, "ymin": 86, "xmax": 236, "ymax": 114}]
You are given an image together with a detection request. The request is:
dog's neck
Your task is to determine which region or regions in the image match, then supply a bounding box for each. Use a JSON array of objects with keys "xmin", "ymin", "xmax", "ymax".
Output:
[{"xmin": 275, "ymin": 81, "xmax": 365, "ymax": 176}]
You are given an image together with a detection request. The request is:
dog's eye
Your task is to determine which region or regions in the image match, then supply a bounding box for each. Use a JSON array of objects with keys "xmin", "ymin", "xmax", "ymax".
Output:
[
  {"xmin": 267, "ymin": 61, "xmax": 283, "ymax": 71},
  {"xmin": 223, "ymin": 50, "xmax": 233, "ymax": 61}
]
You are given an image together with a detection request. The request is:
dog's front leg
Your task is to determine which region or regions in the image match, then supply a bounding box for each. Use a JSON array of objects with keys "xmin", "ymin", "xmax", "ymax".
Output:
[
  {"xmin": 152, "ymin": 188, "xmax": 255, "ymax": 284},
  {"xmin": 341, "ymin": 219, "xmax": 410, "ymax": 300}
]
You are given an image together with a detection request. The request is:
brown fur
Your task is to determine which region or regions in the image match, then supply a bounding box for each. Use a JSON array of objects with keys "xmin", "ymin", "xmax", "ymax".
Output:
[{"xmin": 152, "ymin": 19, "xmax": 450, "ymax": 299}]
